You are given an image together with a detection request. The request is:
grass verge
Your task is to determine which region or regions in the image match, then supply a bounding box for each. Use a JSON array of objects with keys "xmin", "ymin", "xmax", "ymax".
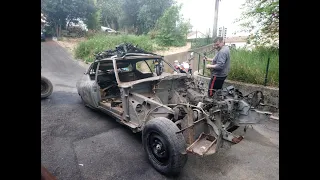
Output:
[
  {"xmin": 75, "ymin": 33, "xmax": 167, "ymax": 62},
  {"xmin": 198, "ymin": 47, "xmax": 279, "ymax": 87}
]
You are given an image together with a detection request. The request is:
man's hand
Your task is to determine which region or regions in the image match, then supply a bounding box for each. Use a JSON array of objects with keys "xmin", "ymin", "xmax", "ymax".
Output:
[
  {"xmin": 203, "ymin": 57, "xmax": 207, "ymax": 61},
  {"xmin": 204, "ymin": 57, "xmax": 214, "ymax": 62},
  {"xmin": 206, "ymin": 64, "xmax": 216, "ymax": 69}
]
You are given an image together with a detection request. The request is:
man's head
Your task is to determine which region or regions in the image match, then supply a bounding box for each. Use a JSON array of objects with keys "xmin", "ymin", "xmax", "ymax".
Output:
[{"xmin": 213, "ymin": 37, "xmax": 224, "ymax": 50}]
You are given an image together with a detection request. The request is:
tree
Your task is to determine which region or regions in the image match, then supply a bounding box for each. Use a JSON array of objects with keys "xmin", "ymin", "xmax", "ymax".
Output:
[
  {"xmin": 236, "ymin": 0, "xmax": 279, "ymax": 48},
  {"xmin": 121, "ymin": 0, "xmax": 141, "ymax": 33},
  {"xmin": 154, "ymin": 5, "xmax": 192, "ymax": 46},
  {"xmin": 42, "ymin": 0, "xmax": 95, "ymax": 37},
  {"xmin": 136, "ymin": 0, "xmax": 174, "ymax": 34},
  {"xmin": 86, "ymin": 0, "xmax": 101, "ymax": 30},
  {"xmin": 119, "ymin": 0, "xmax": 174, "ymax": 34},
  {"xmin": 97, "ymin": 0, "xmax": 123, "ymax": 30}
]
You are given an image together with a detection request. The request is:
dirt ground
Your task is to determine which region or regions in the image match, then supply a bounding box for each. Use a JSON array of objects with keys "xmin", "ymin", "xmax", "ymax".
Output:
[
  {"xmin": 55, "ymin": 37, "xmax": 87, "ymax": 56},
  {"xmin": 153, "ymin": 42, "xmax": 191, "ymax": 56},
  {"xmin": 56, "ymin": 37, "xmax": 191, "ymax": 57}
]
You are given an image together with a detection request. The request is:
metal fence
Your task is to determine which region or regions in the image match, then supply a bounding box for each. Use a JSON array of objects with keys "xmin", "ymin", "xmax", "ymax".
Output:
[
  {"xmin": 191, "ymin": 49, "xmax": 277, "ymax": 87},
  {"xmin": 191, "ymin": 49, "xmax": 215, "ymax": 77}
]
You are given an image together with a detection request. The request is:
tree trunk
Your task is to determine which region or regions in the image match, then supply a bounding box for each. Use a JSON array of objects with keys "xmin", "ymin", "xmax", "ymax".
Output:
[
  {"xmin": 67, "ymin": 19, "xmax": 72, "ymax": 29},
  {"xmin": 59, "ymin": 25, "xmax": 61, "ymax": 37},
  {"xmin": 55, "ymin": 24, "xmax": 62, "ymax": 37},
  {"xmin": 111, "ymin": 22, "xmax": 115, "ymax": 30},
  {"xmin": 113, "ymin": 18, "xmax": 119, "ymax": 30},
  {"xmin": 55, "ymin": 25, "xmax": 59, "ymax": 37},
  {"xmin": 102, "ymin": 17, "xmax": 108, "ymax": 27},
  {"xmin": 106, "ymin": 19, "xmax": 111, "ymax": 28}
]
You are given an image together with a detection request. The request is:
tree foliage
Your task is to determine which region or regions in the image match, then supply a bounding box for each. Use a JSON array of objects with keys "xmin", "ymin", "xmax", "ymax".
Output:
[
  {"xmin": 136, "ymin": 0, "xmax": 174, "ymax": 34},
  {"xmin": 97, "ymin": 0, "xmax": 123, "ymax": 30},
  {"xmin": 120, "ymin": 0, "xmax": 174, "ymax": 34},
  {"xmin": 153, "ymin": 5, "xmax": 192, "ymax": 46},
  {"xmin": 42, "ymin": 0, "xmax": 186, "ymax": 37},
  {"xmin": 121, "ymin": 0, "xmax": 140, "ymax": 32},
  {"xmin": 86, "ymin": 0, "xmax": 101, "ymax": 30},
  {"xmin": 236, "ymin": 0, "xmax": 279, "ymax": 48},
  {"xmin": 42, "ymin": 0, "xmax": 95, "ymax": 36}
]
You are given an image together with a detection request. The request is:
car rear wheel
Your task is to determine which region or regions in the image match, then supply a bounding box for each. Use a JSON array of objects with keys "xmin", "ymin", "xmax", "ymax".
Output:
[{"xmin": 142, "ymin": 117, "xmax": 187, "ymax": 176}]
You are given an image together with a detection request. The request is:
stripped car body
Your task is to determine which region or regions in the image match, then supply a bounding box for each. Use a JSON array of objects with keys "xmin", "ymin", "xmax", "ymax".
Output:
[{"xmin": 76, "ymin": 44, "xmax": 273, "ymax": 175}]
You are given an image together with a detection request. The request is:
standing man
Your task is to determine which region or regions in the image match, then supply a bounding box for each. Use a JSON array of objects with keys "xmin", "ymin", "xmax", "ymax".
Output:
[{"xmin": 204, "ymin": 36, "xmax": 230, "ymax": 97}]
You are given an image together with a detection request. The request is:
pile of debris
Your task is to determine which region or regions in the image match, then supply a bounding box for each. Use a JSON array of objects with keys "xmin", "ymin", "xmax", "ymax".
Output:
[{"xmin": 94, "ymin": 43, "xmax": 160, "ymax": 60}]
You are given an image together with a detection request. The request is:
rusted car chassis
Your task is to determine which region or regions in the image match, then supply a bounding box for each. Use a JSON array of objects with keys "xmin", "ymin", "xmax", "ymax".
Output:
[{"xmin": 76, "ymin": 45, "xmax": 273, "ymax": 176}]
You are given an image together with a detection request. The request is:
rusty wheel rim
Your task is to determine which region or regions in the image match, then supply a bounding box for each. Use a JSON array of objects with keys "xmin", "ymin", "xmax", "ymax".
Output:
[{"xmin": 148, "ymin": 132, "xmax": 169, "ymax": 165}]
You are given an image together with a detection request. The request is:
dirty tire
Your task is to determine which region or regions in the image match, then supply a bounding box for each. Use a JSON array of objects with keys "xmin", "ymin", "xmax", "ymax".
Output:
[
  {"xmin": 142, "ymin": 117, "xmax": 187, "ymax": 176},
  {"xmin": 41, "ymin": 76, "xmax": 53, "ymax": 99}
]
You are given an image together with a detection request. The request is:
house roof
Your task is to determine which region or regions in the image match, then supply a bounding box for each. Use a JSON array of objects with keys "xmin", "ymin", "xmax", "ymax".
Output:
[
  {"xmin": 224, "ymin": 36, "xmax": 248, "ymax": 43},
  {"xmin": 187, "ymin": 31, "xmax": 206, "ymax": 38}
]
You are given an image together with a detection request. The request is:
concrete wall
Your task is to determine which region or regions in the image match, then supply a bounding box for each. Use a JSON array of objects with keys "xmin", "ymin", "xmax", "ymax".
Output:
[
  {"xmin": 163, "ymin": 43, "xmax": 214, "ymax": 73},
  {"xmin": 193, "ymin": 72, "xmax": 279, "ymax": 112}
]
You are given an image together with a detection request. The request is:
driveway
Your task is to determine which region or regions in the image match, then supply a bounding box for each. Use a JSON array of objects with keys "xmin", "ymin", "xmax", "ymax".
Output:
[{"xmin": 41, "ymin": 40, "xmax": 279, "ymax": 180}]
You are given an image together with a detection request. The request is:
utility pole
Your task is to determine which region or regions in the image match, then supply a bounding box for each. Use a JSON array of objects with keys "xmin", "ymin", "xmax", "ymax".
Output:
[{"xmin": 212, "ymin": 0, "xmax": 220, "ymax": 39}]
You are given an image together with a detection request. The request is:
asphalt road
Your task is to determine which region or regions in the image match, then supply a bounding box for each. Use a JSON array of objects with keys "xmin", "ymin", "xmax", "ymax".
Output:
[{"xmin": 41, "ymin": 40, "xmax": 279, "ymax": 180}]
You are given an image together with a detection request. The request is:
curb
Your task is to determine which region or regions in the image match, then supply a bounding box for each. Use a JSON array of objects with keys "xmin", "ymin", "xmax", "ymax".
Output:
[
  {"xmin": 74, "ymin": 59, "xmax": 90, "ymax": 69},
  {"xmin": 270, "ymin": 115, "xmax": 279, "ymax": 121}
]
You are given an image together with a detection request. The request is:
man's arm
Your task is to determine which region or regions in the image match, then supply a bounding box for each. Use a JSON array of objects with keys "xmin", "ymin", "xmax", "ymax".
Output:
[
  {"xmin": 204, "ymin": 57, "xmax": 214, "ymax": 62},
  {"xmin": 206, "ymin": 52, "xmax": 227, "ymax": 70}
]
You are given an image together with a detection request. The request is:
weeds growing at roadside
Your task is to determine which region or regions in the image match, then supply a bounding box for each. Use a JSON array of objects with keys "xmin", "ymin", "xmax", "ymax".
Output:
[
  {"xmin": 75, "ymin": 33, "xmax": 166, "ymax": 62},
  {"xmin": 198, "ymin": 47, "xmax": 279, "ymax": 87}
]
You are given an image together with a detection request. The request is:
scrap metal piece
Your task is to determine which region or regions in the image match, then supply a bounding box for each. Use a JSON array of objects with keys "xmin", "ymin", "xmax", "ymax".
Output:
[
  {"xmin": 238, "ymin": 109, "xmax": 272, "ymax": 124},
  {"xmin": 176, "ymin": 118, "xmax": 206, "ymax": 134},
  {"xmin": 232, "ymin": 136, "xmax": 244, "ymax": 143},
  {"xmin": 111, "ymin": 100, "xmax": 122, "ymax": 107},
  {"xmin": 186, "ymin": 133, "xmax": 217, "ymax": 156},
  {"xmin": 221, "ymin": 128, "xmax": 244, "ymax": 144}
]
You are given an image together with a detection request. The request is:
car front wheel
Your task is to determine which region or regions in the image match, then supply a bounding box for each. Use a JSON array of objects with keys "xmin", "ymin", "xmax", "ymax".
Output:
[{"xmin": 142, "ymin": 117, "xmax": 187, "ymax": 176}]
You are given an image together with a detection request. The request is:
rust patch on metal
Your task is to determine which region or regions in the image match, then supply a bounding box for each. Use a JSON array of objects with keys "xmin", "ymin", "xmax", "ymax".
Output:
[{"xmin": 232, "ymin": 136, "xmax": 244, "ymax": 143}]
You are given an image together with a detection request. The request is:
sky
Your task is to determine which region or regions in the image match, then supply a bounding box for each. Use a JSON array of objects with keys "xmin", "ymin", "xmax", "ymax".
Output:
[{"xmin": 175, "ymin": 0, "xmax": 249, "ymax": 37}]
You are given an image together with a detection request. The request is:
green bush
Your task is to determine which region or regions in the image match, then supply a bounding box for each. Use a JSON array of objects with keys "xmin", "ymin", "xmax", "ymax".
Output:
[{"xmin": 74, "ymin": 33, "xmax": 166, "ymax": 62}]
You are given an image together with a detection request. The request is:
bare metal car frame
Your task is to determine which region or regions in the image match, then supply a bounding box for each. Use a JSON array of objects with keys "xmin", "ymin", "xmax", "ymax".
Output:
[{"xmin": 76, "ymin": 51, "xmax": 273, "ymax": 176}]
